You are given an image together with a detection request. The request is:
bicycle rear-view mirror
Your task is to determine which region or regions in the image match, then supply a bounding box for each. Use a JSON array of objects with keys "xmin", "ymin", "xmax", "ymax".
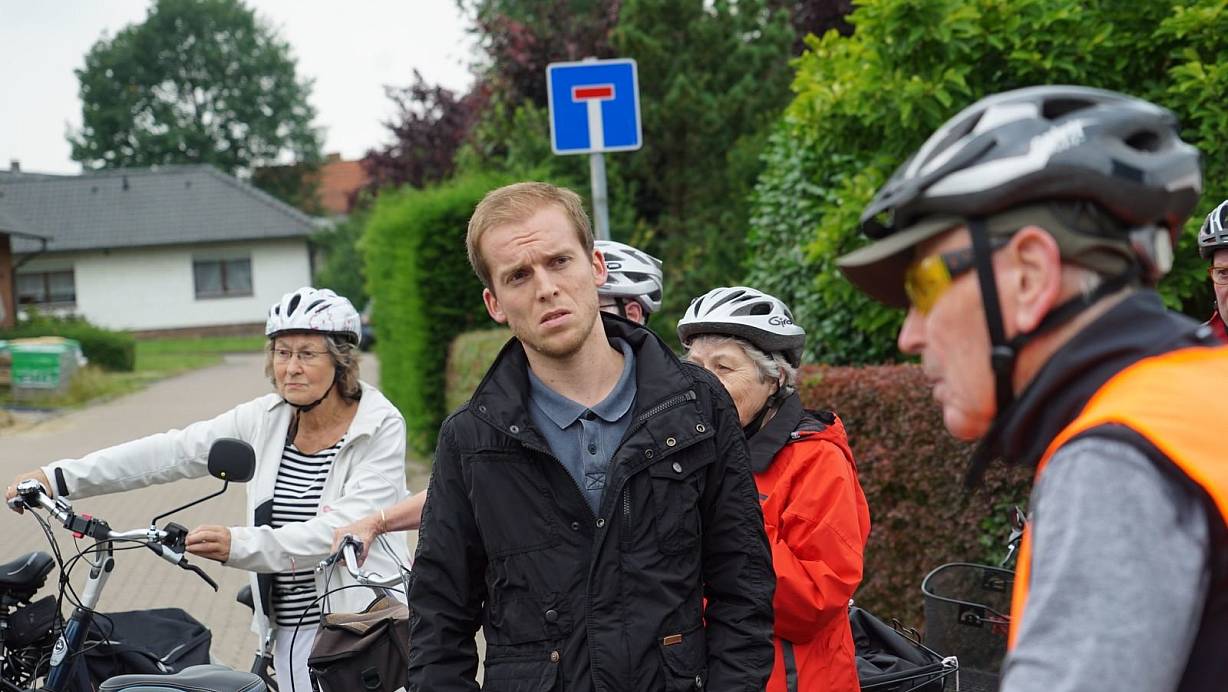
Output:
[{"xmin": 208, "ymin": 438, "xmax": 256, "ymax": 482}]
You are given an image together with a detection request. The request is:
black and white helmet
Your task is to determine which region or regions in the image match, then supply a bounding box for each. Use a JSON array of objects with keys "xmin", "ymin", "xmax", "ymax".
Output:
[
  {"xmin": 596, "ymin": 240, "xmax": 664, "ymax": 314},
  {"xmin": 677, "ymin": 287, "xmax": 806, "ymax": 367},
  {"xmin": 861, "ymin": 85, "xmax": 1201, "ymax": 240},
  {"xmin": 1199, "ymin": 200, "xmax": 1228, "ymax": 259},
  {"xmin": 265, "ymin": 287, "xmax": 361, "ymax": 344}
]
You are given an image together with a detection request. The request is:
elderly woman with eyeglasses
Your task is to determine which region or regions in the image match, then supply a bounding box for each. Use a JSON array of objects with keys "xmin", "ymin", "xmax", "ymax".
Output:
[
  {"xmin": 4, "ymin": 287, "xmax": 410, "ymax": 692},
  {"xmin": 677, "ymin": 286, "xmax": 871, "ymax": 692}
]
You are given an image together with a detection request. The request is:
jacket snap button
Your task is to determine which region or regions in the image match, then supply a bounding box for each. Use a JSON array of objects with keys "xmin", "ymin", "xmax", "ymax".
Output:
[
  {"xmin": 695, "ymin": 423, "xmax": 705, "ymax": 433},
  {"xmin": 550, "ymin": 650, "xmax": 560, "ymax": 663},
  {"xmin": 509, "ymin": 424, "xmax": 520, "ymax": 434},
  {"xmin": 595, "ymin": 518, "xmax": 606, "ymax": 528},
  {"xmin": 570, "ymin": 521, "xmax": 581, "ymax": 531},
  {"xmin": 672, "ymin": 462, "xmax": 683, "ymax": 474},
  {"xmin": 645, "ymin": 449, "xmax": 655, "ymax": 459},
  {"xmin": 478, "ymin": 405, "xmax": 487, "ymax": 413},
  {"xmin": 665, "ymin": 437, "xmax": 677, "ymax": 447},
  {"xmin": 545, "ymin": 608, "xmax": 559, "ymax": 623}
]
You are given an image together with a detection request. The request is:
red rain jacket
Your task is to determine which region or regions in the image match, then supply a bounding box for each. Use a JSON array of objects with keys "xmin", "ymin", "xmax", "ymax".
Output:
[{"xmin": 746, "ymin": 394, "xmax": 872, "ymax": 692}]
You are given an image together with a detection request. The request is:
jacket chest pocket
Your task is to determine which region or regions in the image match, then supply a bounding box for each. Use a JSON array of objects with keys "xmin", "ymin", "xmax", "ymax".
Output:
[
  {"xmin": 467, "ymin": 451, "xmax": 560, "ymax": 557},
  {"xmin": 647, "ymin": 444, "xmax": 715, "ymax": 555}
]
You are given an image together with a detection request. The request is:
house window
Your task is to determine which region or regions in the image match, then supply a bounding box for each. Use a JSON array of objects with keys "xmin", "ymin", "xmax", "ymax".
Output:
[
  {"xmin": 17, "ymin": 269, "xmax": 76, "ymax": 306},
  {"xmin": 193, "ymin": 257, "xmax": 253, "ymax": 299}
]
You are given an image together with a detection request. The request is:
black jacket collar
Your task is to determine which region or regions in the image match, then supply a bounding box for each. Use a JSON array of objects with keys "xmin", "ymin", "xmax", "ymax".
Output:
[
  {"xmin": 745, "ymin": 393, "xmax": 831, "ymax": 474},
  {"xmin": 974, "ymin": 291, "xmax": 1215, "ymax": 477}
]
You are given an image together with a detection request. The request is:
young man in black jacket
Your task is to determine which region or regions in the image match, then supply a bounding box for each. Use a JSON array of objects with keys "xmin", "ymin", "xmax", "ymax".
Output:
[{"xmin": 406, "ymin": 182, "xmax": 775, "ymax": 692}]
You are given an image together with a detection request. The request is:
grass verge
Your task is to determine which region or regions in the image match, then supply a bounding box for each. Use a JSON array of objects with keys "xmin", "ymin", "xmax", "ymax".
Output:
[{"xmin": 2, "ymin": 335, "xmax": 266, "ymax": 409}]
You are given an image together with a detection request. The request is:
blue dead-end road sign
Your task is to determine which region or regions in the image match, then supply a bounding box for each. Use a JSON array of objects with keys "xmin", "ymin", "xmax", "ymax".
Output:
[{"xmin": 547, "ymin": 58, "xmax": 642, "ymax": 155}]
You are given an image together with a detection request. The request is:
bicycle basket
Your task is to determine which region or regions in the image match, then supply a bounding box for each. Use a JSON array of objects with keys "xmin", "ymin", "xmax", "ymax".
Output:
[
  {"xmin": 852, "ymin": 604, "xmax": 955, "ymax": 692},
  {"xmin": 921, "ymin": 562, "xmax": 1013, "ymax": 679}
]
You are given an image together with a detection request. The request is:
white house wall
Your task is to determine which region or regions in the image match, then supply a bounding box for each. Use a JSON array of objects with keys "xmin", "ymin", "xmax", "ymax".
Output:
[{"xmin": 18, "ymin": 239, "xmax": 311, "ymax": 331}]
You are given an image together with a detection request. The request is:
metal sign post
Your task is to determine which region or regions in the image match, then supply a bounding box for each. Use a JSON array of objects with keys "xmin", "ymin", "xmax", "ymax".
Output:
[{"xmin": 546, "ymin": 58, "xmax": 642, "ymax": 241}]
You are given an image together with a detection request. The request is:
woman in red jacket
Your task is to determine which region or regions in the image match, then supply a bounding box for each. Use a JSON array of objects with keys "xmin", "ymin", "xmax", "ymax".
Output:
[{"xmin": 678, "ymin": 286, "xmax": 871, "ymax": 692}]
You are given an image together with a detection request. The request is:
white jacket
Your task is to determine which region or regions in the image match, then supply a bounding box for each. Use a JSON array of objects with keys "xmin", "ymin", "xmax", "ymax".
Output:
[{"xmin": 42, "ymin": 380, "xmax": 411, "ymax": 638}]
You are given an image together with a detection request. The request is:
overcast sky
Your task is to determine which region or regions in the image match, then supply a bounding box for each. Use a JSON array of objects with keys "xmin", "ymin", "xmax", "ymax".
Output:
[{"xmin": 0, "ymin": 0, "xmax": 477, "ymax": 174}]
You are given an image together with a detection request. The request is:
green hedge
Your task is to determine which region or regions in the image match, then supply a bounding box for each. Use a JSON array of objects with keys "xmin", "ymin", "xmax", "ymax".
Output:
[
  {"xmin": 797, "ymin": 363, "xmax": 1031, "ymax": 625},
  {"xmin": 1, "ymin": 314, "xmax": 136, "ymax": 372},
  {"xmin": 363, "ymin": 173, "xmax": 516, "ymax": 455},
  {"xmin": 748, "ymin": 0, "xmax": 1228, "ymax": 365},
  {"xmin": 445, "ymin": 328, "xmax": 511, "ymax": 413},
  {"xmin": 441, "ymin": 326, "xmax": 1030, "ymax": 625}
]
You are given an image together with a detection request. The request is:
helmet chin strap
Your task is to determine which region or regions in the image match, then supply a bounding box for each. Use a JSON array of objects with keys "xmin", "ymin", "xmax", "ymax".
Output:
[
  {"xmin": 963, "ymin": 217, "xmax": 1137, "ymax": 486},
  {"xmin": 743, "ymin": 376, "xmax": 789, "ymax": 440},
  {"xmin": 284, "ymin": 367, "xmax": 340, "ymax": 445}
]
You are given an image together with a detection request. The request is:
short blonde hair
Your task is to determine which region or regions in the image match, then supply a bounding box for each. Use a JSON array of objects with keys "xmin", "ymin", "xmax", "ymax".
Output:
[{"xmin": 466, "ymin": 182, "xmax": 594, "ymax": 289}]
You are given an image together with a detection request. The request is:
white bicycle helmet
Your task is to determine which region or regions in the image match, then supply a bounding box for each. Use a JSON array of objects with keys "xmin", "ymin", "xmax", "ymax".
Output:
[
  {"xmin": 677, "ymin": 286, "xmax": 806, "ymax": 367},
  {"xmin": 265, "ymin": 287, "xmax": 361, "ymax": 344},
  {"xmin": 596, "ymin": 240, "xmax": 664, "ymax": 314},
  {"xmin": 1199, "ymin": 200, "xmax": 1228, "ymax": 259}
]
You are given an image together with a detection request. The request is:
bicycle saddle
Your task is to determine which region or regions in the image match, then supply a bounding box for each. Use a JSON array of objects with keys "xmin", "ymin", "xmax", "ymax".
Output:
[
  {"xmin": 99, "ymin": 664, "xmax": 266, "ymax": 691},
  {"xmin": 0, "ymin": 551, "xmax": 54, "ymax": 593}
]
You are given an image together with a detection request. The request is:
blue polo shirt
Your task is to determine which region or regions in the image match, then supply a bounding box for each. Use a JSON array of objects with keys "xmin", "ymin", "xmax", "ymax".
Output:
[{"xmin": 527, "ymin": 338, "xmax": 637, "ymax": 514}]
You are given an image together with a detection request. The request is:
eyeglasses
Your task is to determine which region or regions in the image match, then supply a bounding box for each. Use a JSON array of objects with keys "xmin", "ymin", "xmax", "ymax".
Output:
[
  {"xmin": 904, "ymin": 239, "xmax": 1008, "ymax": 315},
  {"xmin": 273, "ymin": 349, "xmax": 328, "ymax": 364},
  {"xmin": 1209, "ymin": 266, "xmax": 1228, "ymax": 286}
]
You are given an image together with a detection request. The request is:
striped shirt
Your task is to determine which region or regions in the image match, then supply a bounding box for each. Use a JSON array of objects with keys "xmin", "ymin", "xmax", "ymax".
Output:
[{"xmin": 270, "ymin": 438, "xmax": 343, "ymax": 628}]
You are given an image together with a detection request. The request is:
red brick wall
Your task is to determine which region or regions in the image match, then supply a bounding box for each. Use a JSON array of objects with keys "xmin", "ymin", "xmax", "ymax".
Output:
[{"xmin": 0, "ymin": 234, "xmax": 13, "ymax": 329}]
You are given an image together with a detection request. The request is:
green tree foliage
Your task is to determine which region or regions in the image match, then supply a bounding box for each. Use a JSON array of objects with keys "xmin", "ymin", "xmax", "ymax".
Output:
[
  {"xmin": 748, "ymin": 0, "xmax": 1228, "ymax": 365},
  {"xmin": 312, "ymin": 210, "xmax": 369, "ymax": 309},
  {"xmin": 362, "ymin": 173, "xmax": 515, "ymax": 455},
  {"xmin": 611, "ymin": 0, "xmax": 796, "ymax": 340},
  {"xmin": 69, "ymin": 0, "xmax": 321, "ymax": 176}
]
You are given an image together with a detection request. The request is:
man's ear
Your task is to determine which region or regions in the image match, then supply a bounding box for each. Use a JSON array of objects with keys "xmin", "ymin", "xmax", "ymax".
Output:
[
  {"xmin": 592, "ymin": 248, "xmax": 609, "ymax": 287},
  {"xmin": 1008, "ymin": 226, "xmax": 1064, "ymax": 333},
  {"xmin": 483, "ymin": 287, "xmax": 507, "ymax": 324},
  {"xmin": 624, "ymin": 300, "xmax": 645, "ymax": 325}
]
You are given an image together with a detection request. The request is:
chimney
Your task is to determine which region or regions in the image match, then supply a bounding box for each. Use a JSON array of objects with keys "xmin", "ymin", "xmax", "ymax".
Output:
[
  {"xmin": 9, "ymin": 160, "xmax": 19, "ymax": 173},
  {"xmin": 326, "ymin": 152, "xmax": 342, "ymax": 163}
]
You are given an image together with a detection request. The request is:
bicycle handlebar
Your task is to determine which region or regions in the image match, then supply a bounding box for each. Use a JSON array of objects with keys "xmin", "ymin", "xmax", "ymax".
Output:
[
  {"xmin": 318, "ymin": 534, "xmax": 383, "ymax": 584},
  {"xmin": 12, "ymin": 479, "xmax": 218, "ymax": 591}
]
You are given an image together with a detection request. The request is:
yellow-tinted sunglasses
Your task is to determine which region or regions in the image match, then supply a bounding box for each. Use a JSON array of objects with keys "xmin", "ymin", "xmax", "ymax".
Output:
[{"xmin": 904, "ymin": 239, "xmax": 1008, "ymax": 314}]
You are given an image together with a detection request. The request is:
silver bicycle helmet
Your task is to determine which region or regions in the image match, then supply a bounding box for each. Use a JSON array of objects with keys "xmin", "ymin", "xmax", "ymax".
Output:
[
  {"xmin": 842, "ymin": 86, "xmax": 1202, "ymax": 305},
  {"xmin": 265, "ymin": 287, "xmax": 361, "ymax": 344},
  {"xmin": 677, "ymin": 286, "xmax": 806, "ymax": 367},
  {"xmin": 1199, "ymin": 200, "xmax": 1228, "ymax": 259},
  {"xmin": 596, "ymin": 240, "xmax": 664, "ymax": 314}
]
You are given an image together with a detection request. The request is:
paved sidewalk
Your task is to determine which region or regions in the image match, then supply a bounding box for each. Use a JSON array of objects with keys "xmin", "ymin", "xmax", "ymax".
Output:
[{"xmin": 0, "ymin": 353, "xmax": 428, "ymax": 670}]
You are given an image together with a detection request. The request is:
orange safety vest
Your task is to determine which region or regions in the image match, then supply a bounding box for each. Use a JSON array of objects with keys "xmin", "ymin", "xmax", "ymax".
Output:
[{"xmin": 1009, "ymin": 346, "xmax": 1228, "ymax": 648}]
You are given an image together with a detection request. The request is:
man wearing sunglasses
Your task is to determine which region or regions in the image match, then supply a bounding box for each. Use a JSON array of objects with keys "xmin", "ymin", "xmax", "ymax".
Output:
[
  {"xmin": 1197, "ymin": 200, "xmax": 1228, "ymax": 342},
  {"xmin": 839, "ymin": 85, "xmax": 1228, "ymax": 692}
]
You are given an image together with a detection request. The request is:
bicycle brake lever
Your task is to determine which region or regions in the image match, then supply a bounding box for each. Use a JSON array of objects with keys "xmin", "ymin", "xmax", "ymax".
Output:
[{"xmin": 181, "ymin": 559, "xmax": 218, "ymax": 591}]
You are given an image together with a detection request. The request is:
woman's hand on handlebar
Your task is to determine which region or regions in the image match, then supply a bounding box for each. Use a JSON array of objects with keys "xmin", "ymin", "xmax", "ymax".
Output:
[
  {"xmin": 5, "ymin": 470, "xmax": 51, "ymax": 514},
  {"xmin": 331, "ymin": 514, "xmax": 383, "ymax": 567},
  {"xmin": 186, "ymin": 524, "xmax": 232, "ymax": 562}
]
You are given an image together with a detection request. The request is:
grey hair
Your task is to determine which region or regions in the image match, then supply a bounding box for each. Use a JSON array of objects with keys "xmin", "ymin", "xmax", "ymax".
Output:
[
  {"xmin": 265, "ymin": 334, "xmax": 362, "ymax": 400},
  {"xmin": 1062, "ymin": 263, "xmax": 1104, "ymax": 299},
  {"xmin": 686, "ymin": 334, "xmax": 798, "ymax": 397}
]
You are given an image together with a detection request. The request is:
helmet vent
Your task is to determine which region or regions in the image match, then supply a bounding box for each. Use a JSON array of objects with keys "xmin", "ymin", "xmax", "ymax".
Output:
[
  {"xmin": 707, "ymin": 289, "xmax": 747, "ymax": 312},
  {"xmin": 306, "ymin": 298, "xmax": 327, "ymax": 313},
  {"xmin": 1041, "ymin": 97, "xmax": 1093, "ymax": 120},
  {"xmin": 1124, "ymin": 130, "xmax": 1161, "ymax": 152},
  {"xmin": 732, "ymin": 302, "xmax": 773, "ymax": 317},
  {"xmin": 287, "ymin": 294, "xmax": 302, "ymax": 316}
]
